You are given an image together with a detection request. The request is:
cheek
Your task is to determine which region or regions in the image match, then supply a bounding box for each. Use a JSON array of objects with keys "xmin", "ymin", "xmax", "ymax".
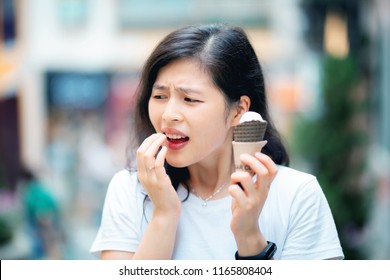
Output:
[
  {"xmin": 195, "ymin": 117, "xmax": 230, "ymax": 146},
  {"xmin": 148, "ymin": 101, "xmax": 160, "ymax": 130}
]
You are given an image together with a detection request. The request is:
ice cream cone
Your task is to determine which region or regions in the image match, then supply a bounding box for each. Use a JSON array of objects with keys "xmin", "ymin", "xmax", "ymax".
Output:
[
  {"xmin": 232, "ymin": 140, "xmax": 267, "ymax": 171},
  {"xmin": 233, "ymin": 121, "xmax": 267, "ymax": 142},
  {"xmin": 232, "ymin": 111, "xmax": 268, "ymax": 173}
]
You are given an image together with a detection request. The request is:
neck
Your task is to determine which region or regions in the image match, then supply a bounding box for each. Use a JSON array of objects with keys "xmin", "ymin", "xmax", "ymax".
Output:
[{"xmin": 187, "ymin": 144, "xmax": 234, "ymax": 195}]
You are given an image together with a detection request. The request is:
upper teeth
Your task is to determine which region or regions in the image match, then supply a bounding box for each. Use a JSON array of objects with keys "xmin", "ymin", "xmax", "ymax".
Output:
[{"xmin": 166, "ymin": 133, "xmax": 186, "ymax": 139}]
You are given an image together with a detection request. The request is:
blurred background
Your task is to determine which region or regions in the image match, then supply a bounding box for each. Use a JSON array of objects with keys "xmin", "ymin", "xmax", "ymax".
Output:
[{"xmin": 0, "ymin": 0, "xmax": 389, "ymax": 260}]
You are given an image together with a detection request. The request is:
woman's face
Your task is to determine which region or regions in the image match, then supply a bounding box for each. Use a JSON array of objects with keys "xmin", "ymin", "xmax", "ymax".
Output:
[{"xmin": 148, "ymin": 58, "xmax": 238, "ymax": 168}]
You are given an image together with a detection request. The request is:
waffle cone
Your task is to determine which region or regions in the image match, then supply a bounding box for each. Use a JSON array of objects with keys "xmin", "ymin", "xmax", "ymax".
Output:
[
  {"xmin": 233, "ymin": 120, "xmax": 267, "ymax": 142},
  {"xmin": 232, "ymin": 140, "xmax": 267, "ymax": 171}
]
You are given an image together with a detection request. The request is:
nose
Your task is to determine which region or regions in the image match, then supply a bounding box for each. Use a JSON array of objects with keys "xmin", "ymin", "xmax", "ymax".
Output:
[{"xmin": 162, "ymin": 97, "xmax": 183, "ymax": 123}]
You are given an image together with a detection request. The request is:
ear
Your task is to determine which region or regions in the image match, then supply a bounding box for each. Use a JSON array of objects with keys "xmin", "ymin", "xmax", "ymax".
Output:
[{"xmin": 231, "ymin": 95, "xmax": 251, "ymax": 126}]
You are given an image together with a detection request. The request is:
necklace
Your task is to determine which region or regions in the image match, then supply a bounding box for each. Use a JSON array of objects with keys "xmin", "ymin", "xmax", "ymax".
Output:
[{"xmin": 190, "ymin": 180, "xmax": 229, "ymax": 207}]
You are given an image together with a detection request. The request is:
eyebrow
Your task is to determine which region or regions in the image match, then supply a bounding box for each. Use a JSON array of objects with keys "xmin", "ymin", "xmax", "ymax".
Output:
[
  {"xmin": 152, "ymin": 84, "xmax": 202, "ymax": 95},
  {"xmin": 152, "ymin": 84, "xmax": 167, "ymax": 91}
]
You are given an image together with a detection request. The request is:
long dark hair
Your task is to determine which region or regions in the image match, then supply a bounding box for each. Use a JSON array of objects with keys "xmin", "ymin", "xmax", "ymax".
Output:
[{"xmin": 130, "ymin": 23, "xmax": 289, "ymax": 190}]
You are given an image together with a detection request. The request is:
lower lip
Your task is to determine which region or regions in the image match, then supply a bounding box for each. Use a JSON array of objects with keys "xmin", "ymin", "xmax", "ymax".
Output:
[{"xmin": 167, "ymin": 138, "xmax": 189, "ymax": 150}]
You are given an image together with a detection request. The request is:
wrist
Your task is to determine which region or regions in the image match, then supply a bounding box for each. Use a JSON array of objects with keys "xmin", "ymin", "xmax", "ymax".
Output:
[
  {"xmin": 235, "ymin": 230, "xmax": 267, "ymax": 256},
  {"xmin": 152, "ymin": 209, "xmax": 181, "ymax": 224},
  {"xmin": 235, "ymin": 241, "xmax": 277, "ymax": 260}
]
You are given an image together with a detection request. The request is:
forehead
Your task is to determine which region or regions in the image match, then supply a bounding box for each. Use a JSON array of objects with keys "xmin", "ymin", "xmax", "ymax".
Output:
[{"xmin": 155, "ymin": 58, "xmax": 212, "ymax": 82}]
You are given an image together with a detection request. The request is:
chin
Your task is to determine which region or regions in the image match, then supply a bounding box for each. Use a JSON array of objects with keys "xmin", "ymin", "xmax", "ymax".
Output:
[
  {"xmin": 166, "ymin": 160, "xmax": 188, "ymax": 169},
  {"xmin": 165, "ymin": 156, "xmax": 191, "ymax": 169}
]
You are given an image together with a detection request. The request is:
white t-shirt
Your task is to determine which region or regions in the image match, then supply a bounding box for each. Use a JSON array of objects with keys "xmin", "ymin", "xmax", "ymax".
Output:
[{"xmin": 90, "ymin": 166, "xmax": 344, "ymax": 259}]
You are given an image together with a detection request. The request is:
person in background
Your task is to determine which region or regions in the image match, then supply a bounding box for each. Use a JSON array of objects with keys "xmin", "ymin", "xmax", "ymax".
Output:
[
  {"xmin": 90, "ymin": 23, "xmax": 344, "ymax": 260},
  {"xmin": 19, "ymin": 166, "xmax": 64, "ymax": 259}
]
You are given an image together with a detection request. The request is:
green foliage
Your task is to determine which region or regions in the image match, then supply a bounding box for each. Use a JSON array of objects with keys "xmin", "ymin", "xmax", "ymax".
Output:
[{"xmin": 293, "ymin": 55, "xmax": 370, "ymax": 259}]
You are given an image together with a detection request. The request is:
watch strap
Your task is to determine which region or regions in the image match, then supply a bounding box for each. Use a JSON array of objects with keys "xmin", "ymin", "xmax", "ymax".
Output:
[{"xmin": 235, "ymin": 241, "xmax": 277, "ymax": 260}]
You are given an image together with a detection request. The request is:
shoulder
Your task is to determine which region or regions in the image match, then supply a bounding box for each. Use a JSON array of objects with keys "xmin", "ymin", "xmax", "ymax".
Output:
[
  {"xmin": 271, "ymin": 165, "xmax": 320, "ymax": 198},
  {"xmin": 110, "ymin": 169, "xmax": 138, "ymax": 184},
  {"xmin": 274, "ymin": 165, "xmax": 316, "ymax": 186},
  {"xmin": 90, "ymin": 170, "xmax": 145, "ymax": 256},
  {"xmin": 270, "ymin": 166, "xmax": 334, "ymax": 226},
  {"xmin": 270, "ymin": 167, "xmax": 343, "ymax": 260},
  {"xmin": 268, "ymin": 165, "xmax": 329, "ymax": 219},
  {"xmin": 104, "ymin": 169, "xmax": 145, "ymax": 205}
]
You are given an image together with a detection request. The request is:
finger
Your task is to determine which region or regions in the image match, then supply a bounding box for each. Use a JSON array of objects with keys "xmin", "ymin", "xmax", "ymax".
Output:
[
  {"xmin": 144, "ymin": 134, "xmax": 166, "ymax": 170},
  {"xmin": 153, "ymin": 146, "xmax": 172, "ymax": 186},
  {"xmin": 144, "ymin": 133, "xmax": 166, "ymax": 158},
  {"xmin": 240, "ymin": 153, "xmax": 268, "ymax": 175},
  {"xmin": 137, "ymin": 133, "xmax": 166, "ymax": 172},
  {"xmin": 228, "ymin": 184, "xmax": 247, "ymax": 207},
  {"xmin": 155, "ymin": 146, "xmax": 167, "ymax": 170},
  {"xmin": 254, "ymin": 152, "xmax": 278, "ymax": 180},
  {"xmin": 230, "ymin": 170, "xmax": 256, "ymax": 196},
  {"xmin": 137, "ymin": 133, "xmax": 162, "ymax": 171},
  {"xmin": 137, "ymin": 133, "xmax": 163, "ymax": 153}
]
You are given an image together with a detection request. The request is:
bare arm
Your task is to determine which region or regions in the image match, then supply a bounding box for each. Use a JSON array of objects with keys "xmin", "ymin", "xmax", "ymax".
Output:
[
  {"xmin": 229, "ymin": 152, "xmax": 278, "ymax": 258},
  {"xmin": 101, "ymin": 212, "xmax": 179, "ymax": 260},
  {"xmin": 101, "ymin": 250, "xmax": 133, "ymax": 260},
  {"xmin": 102, "ymin": 133, "xmax": 181, "ymax": 260}
]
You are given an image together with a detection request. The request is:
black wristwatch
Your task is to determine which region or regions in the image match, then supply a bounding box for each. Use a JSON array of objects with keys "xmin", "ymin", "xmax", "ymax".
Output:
[{"xmin": 235, "ymin": 241, "xmax": 277, "ymax": 260}]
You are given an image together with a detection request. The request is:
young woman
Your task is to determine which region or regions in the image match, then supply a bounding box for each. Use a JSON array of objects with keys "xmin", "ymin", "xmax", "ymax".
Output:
[{"xmin": 90, "ymin": 24, "xmax": 344, "ymax": 260}]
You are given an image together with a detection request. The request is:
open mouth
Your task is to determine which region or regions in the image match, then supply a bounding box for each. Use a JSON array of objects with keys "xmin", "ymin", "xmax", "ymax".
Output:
[{"xmin": 165, "ymin": 133, "xmax": 190, "ymax": 144}]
